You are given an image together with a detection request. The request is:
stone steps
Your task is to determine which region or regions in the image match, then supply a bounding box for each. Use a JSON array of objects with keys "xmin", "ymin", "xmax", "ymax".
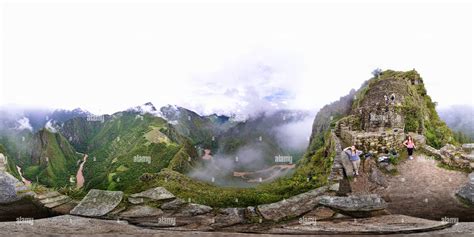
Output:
[{"xmin": 36, "ymin": 191, "xmax": 73, "ymax": 209}]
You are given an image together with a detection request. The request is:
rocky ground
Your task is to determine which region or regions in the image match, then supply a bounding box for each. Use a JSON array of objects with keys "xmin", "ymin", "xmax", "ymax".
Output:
[{"xmin": 350, "ymin": 154, "xmax": 474, "ymax": 221}]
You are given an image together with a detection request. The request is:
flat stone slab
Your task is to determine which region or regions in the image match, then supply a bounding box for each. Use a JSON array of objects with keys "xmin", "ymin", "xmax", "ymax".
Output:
[
  {"xmin": 119, "ymin": 205, "xmax": 163, "ymax": 218},
  {"xmin": 130, "ymin": 187, "xmax": 175, "ymax": 201},
  {"xmin": 257, "ymin": 186, "xmax": 328, "ymax": 222},
  {"xmin": 174, "ymin": 203, "xmax": 212, "ymax": 217},
  {"xmin": 161, "ymin": 198, "xmax": 186, "ymax": 210},
  {"xmin": 70, "ymin": 189, "xmax": 123, "ymax": 217},
  {"xmin": 340, "ymin": 154, "xmax": 355, "ymax": 177},
  {"xmin": 267, "ymin": 214, "xmax": 453, "ymax": 234},
  {"xmin": 35, "ymin": 191, "xmax": 61, "ymax": 200},
  {"xmin": 44, "ymin": 196, "xmax": 72, "ymax": 209},
  {"xmin": 128, "ymin": 197, "xmax": 144, "ymax": 204},
  {"xmin": 319, "ymin": 194, "xmax": 387, "ymax": 212}
]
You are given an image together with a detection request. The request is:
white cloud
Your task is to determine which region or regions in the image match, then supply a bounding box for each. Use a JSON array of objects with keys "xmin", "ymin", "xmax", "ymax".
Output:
[
  {"xmin": 44, "ymin": 120, "xmax": 57, "ymax": 133},
  {"xmin": 16, "ymin": 117, "xmax": 33, "ymax": 131},
  {"xmin": 0, "ymin": 0, "xmax": 472, "ymax": 115}
]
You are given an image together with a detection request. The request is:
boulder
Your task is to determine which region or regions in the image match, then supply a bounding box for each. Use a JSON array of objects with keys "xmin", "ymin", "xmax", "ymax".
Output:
[
  {"xmin": 160, "ymin": 198, "xmax": 186, "ymax": 210},
  {"xmin": 319, "ymin": 194, "xmax": 388, "ymax": 217},
  {"xmin": 70, "ymin": 189, "xmax": 123, "ymax": 217},
  {"xmin": 119, "ymin": 205, "xmax": 163, "ymax": 218},
  {"xmin": 211, "ymin": 208, "xmax": 245, "ymax": 228},
  {"xmin": 462, "ymin": 143, "xmax": 474, "ymax": 153},
  {"xmin": 462, "ymin": 153, "xmax": 474, "ymax": 161},
  {"xmin": 369, "ymin": 167, "xmax": 388, "ymax": 187},
  {"xmin": 0, "ymin": 172, "xmax": 21, "ymax": 204},
  {"xmin": 130, "ymin": 187, "xmax": 175, "ymax": 201},
  {"xmin": 174, "ymin": 203, "xmax": 212, "ymax": 217},
  {"xmin": 456, "ymin": 173, "xmax": 474, "ymax": 206},
  {"xmin": 457, "ymin": 184, "xmax": 474, "ymax": 205},
  {"xmin": 257, "ymin": 186, "xmax": 328, "ymax": 222},
  {"xmin": 340, "ymin": 153, "xmax": 355, "ymax": 177}
]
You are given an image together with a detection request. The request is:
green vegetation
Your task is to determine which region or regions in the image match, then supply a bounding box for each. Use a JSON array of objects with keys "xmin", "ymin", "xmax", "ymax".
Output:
[
  {"xmin": 453, "ymin": 131, "xmax": 474, "ymax": 144},
  {"xmin": 126, "ymin": 131, "xmax": 335, "ymax": 207},
  {"xmin": 34, "ymin": 130, "xmax": 81, "ymax": 187},
  {"xmin": 82, "ymin": 112, "xmax": 195, "ymax": 191},
  {"xmin": 353, "ymin": 69, "xmax": 456, "ymax": 149}
]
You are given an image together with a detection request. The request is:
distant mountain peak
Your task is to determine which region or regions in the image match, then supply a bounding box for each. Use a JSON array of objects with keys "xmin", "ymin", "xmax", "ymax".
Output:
[{"xmin": 128, "ymin": 102, "xmax": 163, "ymax": 117}]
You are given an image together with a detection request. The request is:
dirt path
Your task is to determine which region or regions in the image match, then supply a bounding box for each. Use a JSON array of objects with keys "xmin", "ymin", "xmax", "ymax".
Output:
[
  {"xmin": 76, "ymin": 154, "xmax": 88, "ymax": 189},
  {"xmin": 15, "ymin": 165, "xmax": 31, "ymax": 186},
  {"xmin": 350, "ymin": 155, "xmax": 474, "ymax": 221}
]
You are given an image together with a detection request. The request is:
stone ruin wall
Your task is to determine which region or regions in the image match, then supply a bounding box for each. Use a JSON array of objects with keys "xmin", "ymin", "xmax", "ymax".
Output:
[
  {"xmin": 335, "ymin": 77, "xmax": 417, "ymax": 154},
  {"xmin": 339, "ymin": 127, "xmax": 406, "ymax": 154}
]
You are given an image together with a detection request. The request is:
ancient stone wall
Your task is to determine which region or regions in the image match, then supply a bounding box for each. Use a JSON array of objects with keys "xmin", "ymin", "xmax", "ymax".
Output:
[{"xmin": 338, "ymin": 127, "xmax": 406, "ymax": 154}]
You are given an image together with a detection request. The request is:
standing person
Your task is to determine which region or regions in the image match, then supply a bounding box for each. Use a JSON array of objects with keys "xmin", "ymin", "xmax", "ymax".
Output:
[
  {"xmin": 403, "ymin": 135, "xmax": 416, "ymax": 160},
  {"xmin": 343, "ymin": 145, "xmax": 363, "ymax": 176}
]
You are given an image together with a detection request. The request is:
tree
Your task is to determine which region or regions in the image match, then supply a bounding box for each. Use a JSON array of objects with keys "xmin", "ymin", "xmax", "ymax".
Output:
[{"xmin": 372, "ymin": 68, "xmax": 382, "ymax": 78}]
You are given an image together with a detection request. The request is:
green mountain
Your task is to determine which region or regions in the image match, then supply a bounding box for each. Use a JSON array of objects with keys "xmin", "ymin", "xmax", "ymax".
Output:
[
  {"xmin": 57, "ymin": 110, "xmax": 198, "ymax": 191},
  {"xmin": 0, "ymin": 128, "xmax": 80, "ymax": 187},
  {"xmin": 306, "ymin": 69, "xmax": 456, "ymax": 158}
]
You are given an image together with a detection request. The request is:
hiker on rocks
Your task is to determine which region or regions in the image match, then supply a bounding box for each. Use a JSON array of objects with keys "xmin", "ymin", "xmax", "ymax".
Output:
[
  {"xmin": 403, "ymin": 135, "xmax": 416, "ymax": 160},
  {"xmin": 343, "ymin": 145, "xmax": 363, "ymax": 176}
]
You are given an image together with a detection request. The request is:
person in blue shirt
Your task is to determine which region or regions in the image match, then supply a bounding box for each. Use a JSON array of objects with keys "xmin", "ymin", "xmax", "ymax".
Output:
[{"xmin": 343, "ymin": 145, "xmax": 363, "ymax": 176}]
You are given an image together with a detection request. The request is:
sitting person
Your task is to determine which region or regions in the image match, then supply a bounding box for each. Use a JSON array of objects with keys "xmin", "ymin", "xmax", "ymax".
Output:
[{"xmin": 343, "ymin": 145, "xmax": 363, "ymax": 176}]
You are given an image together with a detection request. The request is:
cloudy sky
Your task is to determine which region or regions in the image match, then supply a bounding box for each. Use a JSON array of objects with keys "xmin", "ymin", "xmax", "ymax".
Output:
[{"xmin": 0, "ymin": 0, "xmax": 472, "ymax": 116}]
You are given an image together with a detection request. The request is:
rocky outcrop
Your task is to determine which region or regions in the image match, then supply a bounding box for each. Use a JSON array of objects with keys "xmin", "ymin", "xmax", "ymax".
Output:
[
  {"xmin": 257, "ymin": 186, "xmax": 328, "ymax": 222},
  {"xmin": 35, "ymin": 191, "xmax": 74, "ymax": 211},
  {"xmin": 329, "ymin": 132, "xmax": 354, "ymax": 179},
  {"xmin": 119, "ymin": 205, "xmax": 163, "ymax": 218},
  {"xmin": 70, "ymin": 189, "xmax": 123, "ymax": 217},
  {"xmin": 0, "ymin": 158, "xmax": 57, "ymax": 221},
  {"xmin": 319, "ymin": 194, "xmax": 388, "ymax": 217},
  {"xmin": 0, "ymin": 172, "xmax": 21, "ymax": 204},
  {"xmin": 174, "ymin": 203, "xmax": 212, "ymax": 217},
  {"xmin": 160, "ymin": 198, "xmax": 186, "ymax": 210},
  {"xmin": 423, "ymin": 144, "xmax": 473, "ymax": 171},
  {"xmin": 129, "ymin": 187, "xmax": 175, "ymax": 201},
  {"xmin": 369, "ymin": 167, "xmax": 388, "ymax": 187},
  {"xmin": 456, "ymin": 172, "xmax": 474, "ymax": 206},
  {"xmin": 211, "ymin": 208, "xmax": 245, "ymax": 228}
]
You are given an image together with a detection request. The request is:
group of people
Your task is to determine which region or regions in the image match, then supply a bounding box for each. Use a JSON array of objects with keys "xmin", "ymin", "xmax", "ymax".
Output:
[{"xmin": 343, "ymin": 135, "xmax": 416, "ymax": 176}]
